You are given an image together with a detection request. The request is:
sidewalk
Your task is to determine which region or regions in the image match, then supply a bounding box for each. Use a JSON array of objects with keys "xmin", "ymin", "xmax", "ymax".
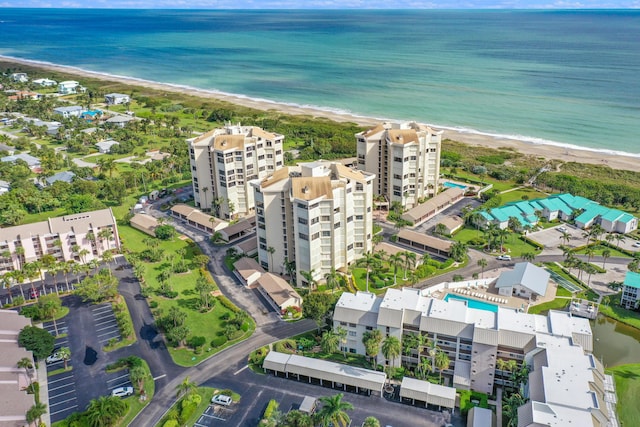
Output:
[{"xmin": 37, "ymin": 360, "xmax": 51, "ymax": 427}]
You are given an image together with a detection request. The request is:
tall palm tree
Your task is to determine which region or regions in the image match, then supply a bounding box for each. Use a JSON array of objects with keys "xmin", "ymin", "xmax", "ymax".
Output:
[
  {"xmin": 129, "ymin": 364, "xmax": 148, "ymax": 395},
  {"xmin": 26, "ymin": 402, "xmax": 47, "ymax": 426},
  {"xmin": 402, "ymin": 251, "xmax": 416, "ymax": 281},
  {"xmin": 362, "ymin": 329, "xmax": 382, "ymax": 370},
  {"xmin": 299, "ymin": 269, "xmax": 317, "ymax": 290},
  {"xmin": 503, "ymin": 393, "xmax": 525, "ymax": 427},
  {"xmin": 559, "ymin": 231, "xmax": 571, "ymax": 245},
  {"xmin": 201, "ymin": 187, "xmax": 209, "ymax": 211},
  {"xmin": 316, "ymin": 393, "xmax": 353, "ymax": 427},
  {"xmin": 602, "ymin": 248, "xmax": 611, "ymax": 269},
  {"xmin": 362, "ymin": 416, "xmax": 381, "ymax": 427},
  {"xmin": 359, "ymin": 251, "xmax": 377, "ymax": 292},
  {"xmin": 434, "ymin": 350, "xmax": 450, "ymax": 384},
  {"xmin": 388, "ymin": 253, "xmax": 403, "ymax": 285},
  {"xmin": 267, "ymin": 246, "xmax": 276, "ymax": 271},
  {"xmin": 522, "ymin": 252, "xmax": 536, "ymax": 263},
  {"xmin": 381, "ymin": 336, "xmax": 401, "ymax": 369},
  {"xmin": 335, "ymin": 326, "xmax": 348, "ymax": 358},
  {"xmin": 477, "ymin": 258, "xmax": 488, "ymax": 279}
]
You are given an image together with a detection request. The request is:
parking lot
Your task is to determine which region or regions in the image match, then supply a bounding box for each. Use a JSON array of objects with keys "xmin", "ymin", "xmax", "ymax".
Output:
[
  {"xmin": 528, "ymin": 223, "xmax": 584, "ymax": 253},
  {"xmin": 44, "ymin": 300, "xmax": 126, "ymax": 423},
  {"xmin": 194, "ymin": 403, "xmax": 239, "ymax": 426}
]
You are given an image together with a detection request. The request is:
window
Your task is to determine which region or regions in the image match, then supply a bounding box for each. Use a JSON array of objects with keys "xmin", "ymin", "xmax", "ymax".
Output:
[
  {"xmin": 258, "ymin": 155, "xmax": 265, "ymax": 161},
  {"xmin": 298, "ymin": 233, "xmax": 308, "ymax": 240},
  {"xmin": 322, "ymin": 231, "xmax": 331, "ymax": 237},
  {"xmin": 334, "ymin": 222, "xmax": 341, "ymax": 229},
  {"xmin": 355, "ymin": 215, "xmax": 363, "ymax": 220},
  {"xmin": 298, "ymin": 218, "xmax": 308, "ymax": 225},
  {"xmin": 347, "ymin": 216, "xmax": 353, "ymax": 223},
  {"xmin": 311, "ymin": 232, "xmax": 320, "ymax": 240},
  {"xmin": 394, "ymin": 157, "xmax": 402, "ymax": 162},
  {"xmin": 340, "ymin": 321, "xmax": 347, "ymax": 326},
  {"xmin": 310, "ymin": 217, "xmax": 319, "ymax": 225},
  {"xmin": 348, "ymin": 331, "xmax": 356, "ymax": 337},
  {"xmin": 347, "ymin": 243, "xmax": 353, "ymax": 250},
  {"xmin": 356, "ymin": 183, "xmax": 363, "ymax": 191},
  {"xmin": 321, "ymin": 215, "xmax": 331, "ymax": 221},
  {"xmin": 297, "ymin": 203, "xmax": 307, "ymax": 209}
]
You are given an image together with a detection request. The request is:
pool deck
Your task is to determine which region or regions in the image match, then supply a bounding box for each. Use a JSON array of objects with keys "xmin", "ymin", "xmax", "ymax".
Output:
[{"xmin": 438, "ymin": 267, "xmax": 559, "ymax": 312}]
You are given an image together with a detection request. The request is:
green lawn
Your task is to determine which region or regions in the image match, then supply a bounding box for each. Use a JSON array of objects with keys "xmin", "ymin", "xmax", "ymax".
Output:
[
  {"xmin": 452, "ymin": 226, "xmax": 539, "ymax": 257},
  {"xmin": 599, "ymin": 294, "xmax": 640, "ymax": 331},
  {"xmin": 157, "ymin": 387, "xmax": 220, "ymax": 427},
  {"xmin": 573, "ymin": 246, "xmax": 631, "ymax": 259},
  {"xmin": 444, "ymin": 171, "xmax": 514, "ymax": 192},
  {"xmin": 119, "ymin": 359, "xmax": 155, "ymax": 427},
  {"xmin": 498, "ymin": 188, "xmax": 549, "ymax": 204},
  {"xmin": 119, "ymin": 225, "xmax": 254, "ymax": 367},
  {"xmin": 607, "ymin": 364, "xmax": 640, "ymax": 427},
  {"xmin": 527, "ymin": 297, "xmax": 570, "ymax": 315}
]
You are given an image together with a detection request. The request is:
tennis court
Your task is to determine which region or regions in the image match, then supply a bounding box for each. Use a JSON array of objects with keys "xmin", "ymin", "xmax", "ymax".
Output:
[{"xmin": 546, "ymin": 268, "xmax": 583, "ymax": 293}]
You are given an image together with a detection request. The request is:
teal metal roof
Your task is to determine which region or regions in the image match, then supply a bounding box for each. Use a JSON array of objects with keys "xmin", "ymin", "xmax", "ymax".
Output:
[
  {"xmin": 619, "ymin": 213, "xmax": 636, "ymax": 224},
  {"xmin": 491, "ymin": 208, "xmax": 510, "ymax": 222},
  {"xmin": 601, "ymin": 209, "xmax": 624, "ymax": 222},
  {"xmin": 514, "ymin": 201, "xmax": 536, "ymax": 215},
  {"xmin": 480, "ymin": 211, "xmax": 493, "ymax": 221},
  {"xmin": 624, "ymin": 271, "xmax": 640, "ymax": 289}
]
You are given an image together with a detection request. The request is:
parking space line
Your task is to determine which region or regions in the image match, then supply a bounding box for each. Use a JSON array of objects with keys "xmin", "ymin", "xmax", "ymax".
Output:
[
  {"xmin": 99, "ymin": 332, "xmax": 121, "ymax": 339},
  {"xmin": 110, "ymin": 381, "xmax": 132, "ymax": 389},
  {"xmin": 51, "ymin": 404, "xmax": 78, "ymax": 416},
  {"xmin": 93, "ymin": 314, "xmax": 115, "ymax": 322},
  {"xmin": 50, "ymin": 383, "xmax": 76, "ymax": 392},
  {"xmin": 50, "ymin": 397, "xmax": 77, "ymax": 407},
  {"xmin": 92, "ymin": 305, "xmax": 111, "ymax": 312},
  {"xmin": 98, "ymin": 330, "xmax": 120, "ymax": 338},
  {"xmin": 95, "ymin": 324, "xmax": 118, "ymax": 332},
  {"xmin": 94, "ymin": 318, "xmax": 117, "ymax": 327},
  {"xmin": 200, "ymin": 413, "xmax": 226, "ymax": 421},
  {"xmin": 48, "ymin": 375, "xmax": 74, "ymax": 384},
  {"xmin": 107, "ymin": 373, "xmax": 130, "ymax": 383},
  {"xmin": 50, "ymin": 390, "xmax": 76, "ymax": 399}
]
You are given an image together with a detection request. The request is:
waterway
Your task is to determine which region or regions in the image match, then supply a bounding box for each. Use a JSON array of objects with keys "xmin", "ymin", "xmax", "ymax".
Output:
[{"xmin": 591, "ymin": 315, "xmax": 640, "ymax": 368}]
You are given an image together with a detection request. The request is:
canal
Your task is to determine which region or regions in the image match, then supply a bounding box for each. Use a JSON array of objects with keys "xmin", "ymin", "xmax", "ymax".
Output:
[{"xmin": 591, "ymin": 314, "xmax": 640, "ymax": 367}]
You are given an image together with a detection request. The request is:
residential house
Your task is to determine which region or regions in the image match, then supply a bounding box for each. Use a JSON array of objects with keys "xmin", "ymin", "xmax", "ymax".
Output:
[
  {"xmin": 620, "ymin": 271, "xmax": 640, "ymax": 309},
  {"xmin": 188, "ymin": 123, "xmax": 285, "ymax": 219},
  {"xmin": 105, "ymin": 115, "xmax": 134, "ymax": 128},
  {"xmin": 356, "ymin": 121, "xmax": 442, "ymax": 209},
  {"xmin": 80, "ymin": 110, "xmax": 103, "ymax": 122},
  {"xmin": 104, "ymin": 93, "xmax": 131, "ymax": 105},
  {"xmin": 58, "ymin": 80, "xmax": 84, "ymax": 95},
  {"xmin": 494, "ymin": 262, "xmax": 550, "ymax": 300},
  {"xmin": 1, "ymin": 153, "xmax": 41, "ymax": 171},
  {"xmin": 0, "ymin": 143, "xmax": 15, "ymax": 155},
  {"xmin": 438, "ymin": 216, "xmax": 465, "ymax": 235},
  {"xmin": 95, "ymin": 139, "xmax": 120, "ymax": 154},
  {"xmin": 252, "ymin": 161, "xmax": 375, "ymax": 286},
  {"xmin": 32, "ymin": 78, "xmax": 57, "ymax": 87},
  {"xmin": 7, "ymin": 91, "xmax": 41, "ymax": 101},
  {"xmin": 53, "ymin": 105, "xmax": 84, "ymax": 118},
  {"xmin": 45, "ymin": 171, "xmax": 76, "ymax": 186},
  {"xmin": 10, "ymin": 72, "xmax": 28, "ymax": 82},
  {"xmin": 0, "ymin": 208, "xmax": 120, "ymax": 275}
]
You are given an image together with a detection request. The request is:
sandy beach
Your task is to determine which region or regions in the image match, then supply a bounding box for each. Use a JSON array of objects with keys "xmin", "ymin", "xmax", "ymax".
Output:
[{"xmin": 3, "ymin": 55, "xmax": 640, "ymax": 173}]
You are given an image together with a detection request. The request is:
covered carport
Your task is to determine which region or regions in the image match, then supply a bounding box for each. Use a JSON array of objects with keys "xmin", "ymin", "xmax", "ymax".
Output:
[
  {"xmin": 263, "ymin": 351, "xmax": 387, "ymax": 396},
  {"xmin": 400, "ymin": 377, "xmax": 457, "ymax": 411}
]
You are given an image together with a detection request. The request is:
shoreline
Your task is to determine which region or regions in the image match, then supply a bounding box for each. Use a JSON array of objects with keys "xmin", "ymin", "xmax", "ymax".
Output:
[{"xmin": 3, "ymin": 55, "xmax": 640, "ymax": 173}]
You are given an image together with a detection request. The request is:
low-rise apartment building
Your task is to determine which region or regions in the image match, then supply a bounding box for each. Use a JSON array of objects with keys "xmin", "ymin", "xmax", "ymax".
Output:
[
  {"xmin": 333, "ymin": 287, "xmax": 617, "ymax": 427},
  {"xmin": 252, "ymin": 160, "xmax": 375, "ymax": 287},
  {"xmin": 356, "ymin": 122, "xmax": 442, "ymax": 209},
  {"xmin": 188, "ymin": 123, "xmax": 284, "ymax": 219},
  {"xmin": 0, "ymin": 208, "xmax": 120, "ymax": 275}
]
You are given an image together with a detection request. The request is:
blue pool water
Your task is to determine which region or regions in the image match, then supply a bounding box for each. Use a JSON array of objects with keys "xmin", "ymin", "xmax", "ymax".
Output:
[
  {"xmin": 443, "ymin": 182, "xmax": 467, "ymax": 190},
  {"xmin": 444, "ymin": 294, "xmax": 499, "ymax": 313}
]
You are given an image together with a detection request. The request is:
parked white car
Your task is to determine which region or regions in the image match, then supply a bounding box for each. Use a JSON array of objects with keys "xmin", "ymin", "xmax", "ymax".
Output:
[
  {"xmin": 211, "ymin": 394, "xmax": 232, "ymax": 406},
  {"xmin": 496, "ymin": 254, "xmax": 512, "ymax": 261},
  {"xmin": 557, "ymin": 226, "xmax": 567, "ymax": 232},
  {"xmin": 111, "ymin": 386, "xmax": 134, "ymax": 397},
  {"xmin": 633, "ymin": 241, "xmax": 640, "ymax": 248},
  {"xmin": 45, "ymin": 352, "xmax": 63, "ymax": 364}
]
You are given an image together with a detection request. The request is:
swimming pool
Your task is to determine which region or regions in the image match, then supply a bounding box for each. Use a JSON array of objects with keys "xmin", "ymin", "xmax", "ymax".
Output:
[
  {"xmin": 443, "ymin": 181, "xmax": 467, "ymax": 190},
  {"xmin": 444, "ymin": 294, "xmax": 498, "ymax": 313}
]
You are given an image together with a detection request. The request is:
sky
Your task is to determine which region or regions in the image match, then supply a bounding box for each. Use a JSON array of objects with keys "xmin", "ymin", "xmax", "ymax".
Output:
[{"xmin": 1, "ymin": 0, "xmax": 638, "ymax": 8}]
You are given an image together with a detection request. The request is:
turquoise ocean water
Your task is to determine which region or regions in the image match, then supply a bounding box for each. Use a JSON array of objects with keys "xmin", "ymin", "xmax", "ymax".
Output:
[{"xmin": 1, "ymin": 9, "xmax": 639, "ymax": 155}]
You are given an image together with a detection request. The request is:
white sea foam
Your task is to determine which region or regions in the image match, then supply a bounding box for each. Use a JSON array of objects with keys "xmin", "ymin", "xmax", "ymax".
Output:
[{"xmin": 4, "ymin": 54, "xmax": 640, "ymax": 160}]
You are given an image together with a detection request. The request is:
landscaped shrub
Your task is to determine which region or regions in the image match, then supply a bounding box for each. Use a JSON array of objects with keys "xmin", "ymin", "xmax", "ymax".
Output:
[
  {"xmin": 149, "ymin": 301, "xmax": 158, "ymax": 309},
  {"xmin": 274, "ymin": 339, "xmax": 297, "ymax": 354},
  {"xmin": 187, "ymin": 336, "xmax": 206, "ymax": 350},
  {"xmin": 217, "ymin": 295, "xmax": 240, "ymax": 313},
  {"xmin": 263, "ymin": 399, "xmax": 279, "ymax": 420},
  {"xmin": 224, "ymin": 325, "xmax": 243, "ymax": 340},
  {"xmin": 210, "ymin": 336, "xmax": 227, "ymax": 348},
  {"xmin": 249, "ymin": 346, "xmax": 270, "ymax": 365},
  {"xmin": 163, "ymin": 419, "xmax": 179, "ymax": 427},
  {"xmin": 519, "ymin": 235, "xmax": 543, "ymax": 249}
]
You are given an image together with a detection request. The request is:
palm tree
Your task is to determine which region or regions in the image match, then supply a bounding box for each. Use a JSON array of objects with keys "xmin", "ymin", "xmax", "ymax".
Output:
[
  {"xmin": 362, "ymin": 329, "xmax": 383, "ymax": 370},
  {"xmin": 450, "ymin": 241, "xmax": 468, "ymax": 263},
  {"xmin": 129, "ymin": 364, "xmax": 148, "ymax": 395},
  {"xmin": 335, "ymin": 326, "xmax": 347, "ymax": 358},
  {"xmin": 614, "ymin": 234, "xmax": 626, "ymax": 248},
  {"xmin": 477, "ymin": 258, "xmax": 487, "ymax": 279},
  {"xmin": 58, "ymin": 346, "xmax": 71, "ymax": 370},
  {"xmin": 434, "ymin": 350, "xmax": 450, "ymax": 384},
  {"xmin": 402, "ymin": 251, "xmax": 416, "ymax": 281},
  {"xmin": 503, "ymin": 393, "xmax": 525, "ymax": 427},
  {"xmin": 324, "ymin": 268, "xmax": 340, "ymax": 294},
  {"xmin": 26, "ymin": 402, "xmax": 47, "ymax": 426},
  {"xmin": 381, "ymin": 335, "xmax": 401, "ymax": 369},
  {"xmin": 522, "ymin": 252, "xmax": 536, "ymax": 263},
  {"xmin": 316, "ymin": 393, "xmax": 353, "ymax": 427},
  {"xmin": 201, "ymin": 187, "xmax": 209, "ymax": 211},
  {"xmin": 320, "ymin": 330, "xmax": 340, "ymax": 355},
  {"xmin": 388, "ymin": 253, "xmax": 403, "ymax": 285},
  {"xmin": 85, "ymin": 395, "xmax": 128, "ymax": 427},
  {"xmin": 39, "ymin": 294, "xmax": 62, "ymax": 336},
  {"xmin": 434, "ymin": 223, "xmax": 447, "ymax": 236},
  {"xmin": 585, "ymin": 245, "xmax": 596, "ymax": 264},
  {"xmin": 267, "ymin": 246, "xmax": 276, "ymax": 271},
  {"xmin": 299, "ymin": 269, "xmax": 317, "ymax": 290},
  {"xmin": 602, "ymin": 248, "xmax": 611, "ymax": 269},
  {"xmin": 176, "ymin": 376, "xmax": 198, "ymax": 398},
  {"xmin": 359, "ymin": 251, "xmax": 378, "ymax": 292},
  {"xmin": 17, "ymin": 357, "xmax": 33, "ymax": 385},
  {"xmin": 559, "ymin": 231, "xmax": 571, "ymax": 245}
]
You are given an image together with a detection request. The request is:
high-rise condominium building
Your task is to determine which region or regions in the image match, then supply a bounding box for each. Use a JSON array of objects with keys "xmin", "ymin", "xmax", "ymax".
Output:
[
  {"xmin": 356, "ymin": 122, "xmax": 442, "ymax": 209},
  {"xmin": 252, "ymin": 161, "xmax": 375, "ymax": 287},
  {"xmin": 188, "ymin": 124, "xmax": 284, "ymax": 219}
]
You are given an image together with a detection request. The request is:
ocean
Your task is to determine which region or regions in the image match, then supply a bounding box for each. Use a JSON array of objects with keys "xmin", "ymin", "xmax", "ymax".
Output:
[{"xmin": 1, "ymin": 9, "xmax": 639, "ymax": 155}]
